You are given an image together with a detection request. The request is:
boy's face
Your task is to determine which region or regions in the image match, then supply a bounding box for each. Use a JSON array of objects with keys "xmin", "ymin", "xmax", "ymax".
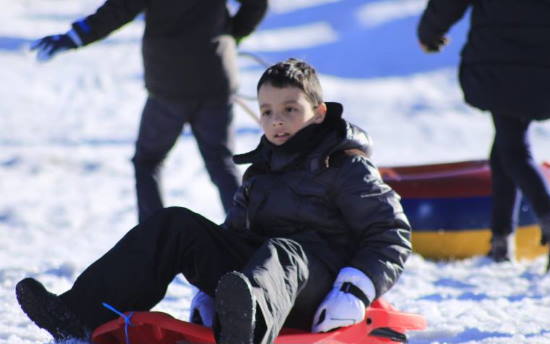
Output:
[{"xmin": 258, "ymin": 84, "xmax": 327, "ymax": 146}]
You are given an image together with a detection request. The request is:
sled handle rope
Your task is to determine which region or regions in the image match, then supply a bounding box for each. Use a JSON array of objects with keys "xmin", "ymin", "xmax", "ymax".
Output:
[
  {"xmin": 238, "ymin": 51, "xmax": 271, "ymax": 68},
  {"xmin": 233, "ymin": 95, "xmax": 260, "ymax": 124},
  {"xmin": 102, "ymin": 302, "xmax": 135, "ymax": 344},
  {"xmin": 232, "ymin": 51, "xmax": 271, "ymax": 124}
]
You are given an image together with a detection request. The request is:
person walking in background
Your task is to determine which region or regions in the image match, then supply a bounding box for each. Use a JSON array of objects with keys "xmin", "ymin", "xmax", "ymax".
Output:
[
  {"xmin": 417, "ymin": 0, "xmax": 550, "ymax": 266},
  {"xmin": 30, "ymin": 0, "xmax": 268, "ymax": 222}
]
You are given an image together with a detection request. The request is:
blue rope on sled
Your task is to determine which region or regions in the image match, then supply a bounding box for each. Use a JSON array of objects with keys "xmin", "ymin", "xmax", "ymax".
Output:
[{"xmin": 102, "ymin": 302, "xmax": 134, "ymax": 344}]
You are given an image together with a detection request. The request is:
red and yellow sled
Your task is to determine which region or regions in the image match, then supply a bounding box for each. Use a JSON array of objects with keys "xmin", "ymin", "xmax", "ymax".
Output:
[
  {"xmin": 380, "ymin": 159, "xmax": 550, "ymax": 260},
  {"xmin": 91, "ymin": 299, "xmax": 426, "ymax": 344}
]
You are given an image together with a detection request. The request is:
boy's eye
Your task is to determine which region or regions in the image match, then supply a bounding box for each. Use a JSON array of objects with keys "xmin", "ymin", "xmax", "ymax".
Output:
[
  {"xmin": 285, "ymin": 106, "xmax": 296, "ymax": 113},
  {"xmin": 261, "ymin": 110, "xmax": 272, "ymax": 117}
]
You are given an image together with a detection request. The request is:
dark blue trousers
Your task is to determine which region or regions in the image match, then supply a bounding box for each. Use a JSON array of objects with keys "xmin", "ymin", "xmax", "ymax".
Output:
[
  {"xmin": 132, "ymin": 96, "xmax": 240, "ymax": 222},
  {"xmin": 489, "ymin": 113, "xmax": 550, "ymax": 236}
]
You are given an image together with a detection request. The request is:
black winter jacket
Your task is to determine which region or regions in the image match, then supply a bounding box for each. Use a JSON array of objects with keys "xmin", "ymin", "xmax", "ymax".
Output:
[
  {"xmin": 418, "ymin": 0, "xmax": 550, "ymax": 120},
  {"xmin": 72, "ymin": 0, "xmax": 268, "ymax": 101},
  {"xmin": 223, "ymin": 103, "xmax": 412, "ymax": 298}
]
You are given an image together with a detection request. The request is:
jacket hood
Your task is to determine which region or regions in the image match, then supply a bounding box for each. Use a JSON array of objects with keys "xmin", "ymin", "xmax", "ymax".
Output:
[
  {"xmin": 325, "ymin": 102, "xmax": 373, "ymax": 158},
  {"xmin": 233, "ymin": 102, "xmax": 373, "ymax": 171}
]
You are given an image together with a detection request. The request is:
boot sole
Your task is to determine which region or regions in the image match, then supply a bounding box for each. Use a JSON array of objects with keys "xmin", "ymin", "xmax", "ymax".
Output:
[
  {"xmin": 215, "ymin": 272, "xmax": 255, "ymax": 344},
  {"xmin": 15, "ymin": 278, "xmax": 86, "ymax": 341}
]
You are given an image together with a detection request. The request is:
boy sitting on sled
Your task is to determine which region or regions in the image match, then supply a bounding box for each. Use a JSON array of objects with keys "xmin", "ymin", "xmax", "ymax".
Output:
[{"xmin": 15, "ymin": 58, "xmax": 412, "ymax": 344}]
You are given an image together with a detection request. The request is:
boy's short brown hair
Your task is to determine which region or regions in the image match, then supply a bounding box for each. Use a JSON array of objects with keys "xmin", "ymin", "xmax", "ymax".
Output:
[{"xmin": 257, "ymin": 58, "xmax": 323, "ymax": 107}]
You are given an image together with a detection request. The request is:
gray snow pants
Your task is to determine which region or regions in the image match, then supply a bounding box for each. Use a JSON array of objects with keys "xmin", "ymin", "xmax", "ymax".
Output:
[
  {"xmin": 132, "ymin": 96, "xmax": 241, "ymax": 222},
  {"xmin": 59, "ymin": 207, "xmax": 334, "ymax": 344}
]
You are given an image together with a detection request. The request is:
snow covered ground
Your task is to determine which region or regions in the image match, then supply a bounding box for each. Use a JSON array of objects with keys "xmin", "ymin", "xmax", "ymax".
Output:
[{"xmin": 2, "ymin": 0, "xmax": 550, "ymax": 343}]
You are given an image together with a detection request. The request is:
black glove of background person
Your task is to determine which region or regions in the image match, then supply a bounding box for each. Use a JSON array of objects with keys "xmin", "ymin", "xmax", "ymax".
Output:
[
  {"xmin": 30, "ymin": 34, "xmax": 78, "ymax": 62},
  {"xmin": 420, "ymin": 36, "xmax": 448, "ymax": 53}
]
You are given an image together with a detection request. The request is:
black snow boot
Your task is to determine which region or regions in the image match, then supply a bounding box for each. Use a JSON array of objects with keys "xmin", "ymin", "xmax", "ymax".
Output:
[
  {"xmin": 15, "ymin": 278, "xmax": 89, "ymax": 341},
  {"xmin": 487, "ymin": 233, "xmax": 515, "ymax": 262},
  {"xmin": 539, "ymin": 213, "xmax": 550, "ymax": 272},
  {"xmin": 539, "ymin": 213, "xmax": 550, "ymax": 245},
  {"xmin": 214, "ymin": 272, "xmax": 256, "ymax": 344}
]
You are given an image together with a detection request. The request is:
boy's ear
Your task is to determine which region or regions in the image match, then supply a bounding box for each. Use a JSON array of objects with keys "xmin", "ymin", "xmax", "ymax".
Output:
[{"xmin": 314, "ymin": 102, "xmax": 328, "ymax": 123}]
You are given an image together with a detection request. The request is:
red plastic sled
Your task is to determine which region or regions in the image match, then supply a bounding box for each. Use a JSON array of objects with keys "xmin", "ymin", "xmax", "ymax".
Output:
[{"xmin": 91, "ymin": 299, "xmax": 426, "ymax": 344}]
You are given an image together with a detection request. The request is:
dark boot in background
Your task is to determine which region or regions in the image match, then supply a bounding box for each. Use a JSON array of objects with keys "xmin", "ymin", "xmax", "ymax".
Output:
[
  {"xmin": 539, "ymin": 213, "xmax": 550, "ymax": 245},
  {"xmin": 539, "ymin": 213, "xmax": 550, "ymax": 272},
  {"xmin": 487, "ymin": 233, "xmax": 515, "ymax": 262},
  {"xmin": 15, "ymin": 278, "xmax": 89, "ymax": 342},
  {"xmin": 214, "ymin": 272, "xmax": 256, "ymax": 344}
]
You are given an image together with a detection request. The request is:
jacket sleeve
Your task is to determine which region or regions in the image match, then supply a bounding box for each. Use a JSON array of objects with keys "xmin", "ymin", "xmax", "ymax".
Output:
[
  {"xmin": 332, "ymin": 155, "xmax": 412, "ymax": 298},
  {"xmin": 231, "ymin": 0, "xmax": 269, "ymax": 39},
  {"xmin": 71, "ymin": 0, "xmax": 146, "ymax": 45},
  {"xmin": 417, "ymin": 0, "xmax": 470, "ymax": 46}
]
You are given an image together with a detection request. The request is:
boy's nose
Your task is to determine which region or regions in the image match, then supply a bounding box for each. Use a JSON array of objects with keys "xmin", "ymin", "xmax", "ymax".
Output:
[{"xmin": 272, "ymin": 114, "xmax": 284, "ymax": 126}]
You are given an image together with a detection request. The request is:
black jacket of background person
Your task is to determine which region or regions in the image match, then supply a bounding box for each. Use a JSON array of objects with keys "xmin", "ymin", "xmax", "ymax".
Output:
[
  {"xmin": 223, "ymin": 103, "xmax": 412, "ymax": 298},
  {"xmin": 418, "ymin": 0, "xmax": 550, "ymax": 120},
  {"xmin": 71, "ymin": 0, "xmax": 268, "ymax": 101}
]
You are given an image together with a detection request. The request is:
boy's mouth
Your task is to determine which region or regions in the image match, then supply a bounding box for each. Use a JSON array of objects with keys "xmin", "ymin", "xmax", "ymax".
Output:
[
  {"xmin": 274, "ymin": 132, "xmax": 290, "ymax": 139},
  {"xmin": 273, "ymin": 132, "xmax": 292, "ymax": 142},
  {"xmin": 271, "ymin": 132, "xmax": 292, "ymax": 145}
]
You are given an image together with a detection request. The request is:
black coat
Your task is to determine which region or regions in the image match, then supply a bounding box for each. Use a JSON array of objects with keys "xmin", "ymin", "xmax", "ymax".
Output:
[
  {"xmin": 72, "ymin": 0, "xmax": 267, "ymax": 101},
  {"xmin": 223, "ymin": 103, "xmax": 412, "ymax": 298},
  {"xmin": 418, "ymin": 0, "xmax": 550, "ymax": 120}
]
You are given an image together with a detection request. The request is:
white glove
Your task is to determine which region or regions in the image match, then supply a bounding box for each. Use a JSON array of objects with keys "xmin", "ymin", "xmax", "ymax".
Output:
[
  {"xmin": 189, "ymin": 290, "xmax": 215, "ymax": 327},
  {"xmin": 312, "ymin": 267, "xmax": 376, "ymax": 333}
]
